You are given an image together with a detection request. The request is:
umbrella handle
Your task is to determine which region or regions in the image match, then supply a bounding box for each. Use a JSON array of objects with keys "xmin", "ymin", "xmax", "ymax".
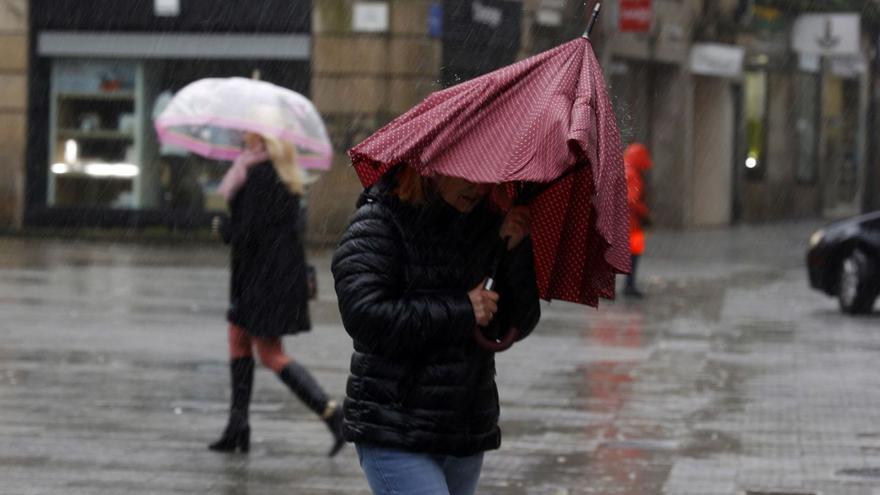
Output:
[{"xmin": 474, "ymin": 326, "xmax": 520, "ymax": 352}]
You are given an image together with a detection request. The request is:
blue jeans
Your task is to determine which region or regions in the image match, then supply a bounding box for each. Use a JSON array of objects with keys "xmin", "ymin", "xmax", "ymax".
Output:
[{"xmin": 355, "ymin": 444, "xmax": 484, "ymax": 495}]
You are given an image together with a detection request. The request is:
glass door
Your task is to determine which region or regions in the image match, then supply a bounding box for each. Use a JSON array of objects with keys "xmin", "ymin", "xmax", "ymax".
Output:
[{"xmin": 821, "ymin": 75, "xmax": 863, "ymax": 218}]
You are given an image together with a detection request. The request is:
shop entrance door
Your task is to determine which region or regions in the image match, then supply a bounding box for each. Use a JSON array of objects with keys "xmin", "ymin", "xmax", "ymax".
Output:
[
  {"xmin": 692, "ymin": 76, "xmax": 734, "ymax": 226},
  {"xmin": 822, "ymin": 76, "xmax": 863, "ymax": 218}
]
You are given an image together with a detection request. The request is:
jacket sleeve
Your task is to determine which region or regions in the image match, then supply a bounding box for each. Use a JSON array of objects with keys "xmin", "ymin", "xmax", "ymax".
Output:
[
  {"xmin": 495, "ymin": 238, "xmax": 541, "ymax": 341},
  {"xmin": 331, "ymin": 203, "xmax": 477, "ymax": 357}
]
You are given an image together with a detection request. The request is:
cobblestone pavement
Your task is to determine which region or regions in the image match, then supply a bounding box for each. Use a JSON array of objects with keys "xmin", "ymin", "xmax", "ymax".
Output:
[{"xmin": 2, "ymin": 221, "xmax": 880, "ymax": 494}]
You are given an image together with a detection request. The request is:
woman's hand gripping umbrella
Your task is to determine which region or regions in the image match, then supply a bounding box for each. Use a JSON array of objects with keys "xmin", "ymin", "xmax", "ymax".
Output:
[{"xmin": 347, "ymin": 4, "xmax": 630, "ymax": 352}]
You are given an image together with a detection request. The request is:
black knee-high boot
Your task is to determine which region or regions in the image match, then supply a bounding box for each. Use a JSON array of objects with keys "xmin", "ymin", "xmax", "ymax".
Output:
[
  {"xmin": 209, "ymin": 357, "xmax": 254, "ymax": 453},
  {"xmin": 277, "ymin": 361, "xmax": 345, "ymax": 457}
]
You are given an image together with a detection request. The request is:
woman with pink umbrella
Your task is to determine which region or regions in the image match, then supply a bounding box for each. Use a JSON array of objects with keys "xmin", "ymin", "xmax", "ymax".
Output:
[{"xmin": 331, "ymin": 4, "xmax": 629, "ymax": 491}]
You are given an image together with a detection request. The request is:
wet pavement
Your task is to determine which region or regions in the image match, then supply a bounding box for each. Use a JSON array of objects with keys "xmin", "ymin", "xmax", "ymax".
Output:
[{"xmin": 2, "ymin": 221, "xmax": 880, "ymax": 495}]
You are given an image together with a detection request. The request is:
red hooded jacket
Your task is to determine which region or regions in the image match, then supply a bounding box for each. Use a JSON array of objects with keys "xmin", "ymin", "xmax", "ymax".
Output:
[{"xmin": 624, "ymin": 143, "xmax": 652, "ymax": 255}]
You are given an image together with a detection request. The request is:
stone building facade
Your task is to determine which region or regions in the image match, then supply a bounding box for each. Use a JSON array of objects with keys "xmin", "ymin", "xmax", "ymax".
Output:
[
  {"xmin": 306, "ymin": 0, "xmax": 442, "ymax": 243},
  {"xmin": 1, "ymin": 0, "xmax": 878, "ymax": 237},
  {"xmin": 0, "ymin": 0, "xmax": 27, "ymax": 228}
]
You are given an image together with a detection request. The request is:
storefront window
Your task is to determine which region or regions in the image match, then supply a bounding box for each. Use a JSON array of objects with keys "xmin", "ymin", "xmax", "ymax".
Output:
[
  {"xmin": 794, "ymin": 73, "xmax": 820, "ymax": 184},
  {"xmin": 48, "ymin": 60, "xmax": 139, "ymax": 209},
  {"xmin": 47, "ymin": 59, "xmax": 230, "ymax": 216},
  {"xmin": 44, "ymin": 58, "xmax": 308, "ymax": 225},
  {"xmin": 29, "ymin": 0, "xmax": 313, "ymax": 228},
  {"xmin": 744, "ymin": 71, "xmax": 767, "ymax": 181}
]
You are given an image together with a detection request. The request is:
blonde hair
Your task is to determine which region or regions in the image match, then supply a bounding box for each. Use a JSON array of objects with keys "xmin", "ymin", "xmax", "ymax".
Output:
[
  {"xmin": 393, "ymin": 165, "xmax": 430, "ymax": 205},
  {"xmin": 262, "ymin": 134, "xmax": 305, "ymax": 195}
]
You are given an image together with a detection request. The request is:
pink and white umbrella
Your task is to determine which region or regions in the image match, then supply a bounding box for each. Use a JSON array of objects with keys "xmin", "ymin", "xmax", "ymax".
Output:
[{"xmin": 154, "ymin": 77, "xmax": 332, "ymax": 170}]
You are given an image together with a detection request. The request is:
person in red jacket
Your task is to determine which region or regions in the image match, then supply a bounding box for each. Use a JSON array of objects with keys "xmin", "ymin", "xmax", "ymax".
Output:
[{"xmin": 624, "ymin": 143, "xmax": 652, "ymax": 298}]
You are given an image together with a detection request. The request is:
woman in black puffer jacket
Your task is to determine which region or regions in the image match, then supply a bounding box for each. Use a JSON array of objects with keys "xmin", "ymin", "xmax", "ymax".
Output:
[{"xmin": 331, "ymin": 166, "xmax": 541, "ymax": 495}]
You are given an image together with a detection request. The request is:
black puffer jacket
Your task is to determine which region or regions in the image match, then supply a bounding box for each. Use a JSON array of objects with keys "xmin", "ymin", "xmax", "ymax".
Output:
[{"xmin": 331, "ymin": 190, "xmax": 541, "ymax": 456}]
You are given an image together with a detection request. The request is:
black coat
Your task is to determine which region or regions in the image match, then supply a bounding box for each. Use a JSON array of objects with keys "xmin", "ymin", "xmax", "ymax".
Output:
[
  {"xmin": 331, "ymin": 190, "xmax": 541, "ymax": 456},
  {"xmin": 221, "ymin": 161, "xmax": 311, "ymax": 337}
]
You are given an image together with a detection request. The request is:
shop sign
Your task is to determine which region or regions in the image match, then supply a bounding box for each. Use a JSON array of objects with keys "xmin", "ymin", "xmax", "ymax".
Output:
[
  {"xmin": 472, "ymin": 1, "xmax": 502, "ymax": 28},
  {"xmin": 619, "ymin": 0, "xmax": 651, "ymax": 33},
  {"xmin": 689, "ymin": 43, "xmax": 745, "ymax": 78},
  {"xmin": 154, "ymin": 0, "xmax": 179, "ymax": 17},
  {"xmin": 792, "ymin": 13, "xmax": 860, "ymax": 56},
  {"xmin": 353, "ymin": 1, "xmax": 389, "ymax": 33},
  {"xmin": 535, "ymin": 0, "xmax": 564, "ymax": 27},
  {"xmin": 748, "ymin": 5, "xmax": 785, "ymax": 33},
  {"xmin": 830, "ymin": 56, "xmax": 866, "ymax": 78},
  {"xmin": 798, "ymin": 53, "xmax": 821, "ymax": 73},
  {"xmin": 535, "ymin": 8, "xmax": 563, "ymax": 27}
]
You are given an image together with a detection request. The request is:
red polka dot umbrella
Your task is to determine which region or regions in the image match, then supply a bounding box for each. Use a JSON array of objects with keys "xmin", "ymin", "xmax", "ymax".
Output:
[{"xmin": 349, "ymin": 36, "xmax": 630, "ymax": 307}]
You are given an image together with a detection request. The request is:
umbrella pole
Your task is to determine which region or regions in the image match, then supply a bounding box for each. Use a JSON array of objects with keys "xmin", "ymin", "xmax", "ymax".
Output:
[
  {"xmin": 477, "ymin": 236, "xmax": 518, "ymax": 352},
  {"xmin": 583, "ymin": 2, "xmax": 602, "ymax": 39}
]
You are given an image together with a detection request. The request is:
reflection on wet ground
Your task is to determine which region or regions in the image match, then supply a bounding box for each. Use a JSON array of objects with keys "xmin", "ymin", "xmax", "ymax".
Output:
[{"xmin": 2, "ymin": 224, "xmax": 880, "ymax": 494}]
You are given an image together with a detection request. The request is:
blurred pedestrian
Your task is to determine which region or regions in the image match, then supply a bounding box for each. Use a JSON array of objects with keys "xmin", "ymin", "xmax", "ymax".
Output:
[
  {"xmin": 623, "ymin": 142, "xmax": 652, "ymax": 298},
  {"xmin": 331, "ymin": 166, "xmax": 542, "ymax": 495},
  {"xmin": 209, "ymin": 131, "xmax": 344, "ymax": 457}
]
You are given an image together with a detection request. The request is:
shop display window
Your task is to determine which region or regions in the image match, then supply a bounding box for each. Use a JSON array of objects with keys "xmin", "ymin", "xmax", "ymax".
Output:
[
  {"xmin": 48, "ymin": 60, "xmax": 140, "ymax": 209},
  {"xmin": 46, "ymin": 59, "xmax": 231, "ymax": 216},
  {"xmin": 41, "ymin": 57, "xmax": 309, "ymax": 226}
]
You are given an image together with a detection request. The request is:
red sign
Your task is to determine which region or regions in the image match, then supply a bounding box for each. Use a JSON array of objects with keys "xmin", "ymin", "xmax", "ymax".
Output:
[{"xmin": 619, "ymin": 0, "xmax": 652, "ymax": 33}]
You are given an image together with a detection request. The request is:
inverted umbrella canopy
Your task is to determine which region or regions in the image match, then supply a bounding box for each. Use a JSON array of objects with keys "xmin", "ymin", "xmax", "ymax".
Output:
[
  {"xmin": 155, "ymin": 77, "xmax": 332, "ymax": 170},
  {"xmin": 350, "ymin": 37, "xmax": 630, "ymax": 306}
]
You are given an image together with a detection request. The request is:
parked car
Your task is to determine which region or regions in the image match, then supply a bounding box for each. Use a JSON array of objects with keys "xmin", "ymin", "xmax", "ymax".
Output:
[{"xmin": 807, "ymin": 211, "xmax": 880, "ymax": 314}]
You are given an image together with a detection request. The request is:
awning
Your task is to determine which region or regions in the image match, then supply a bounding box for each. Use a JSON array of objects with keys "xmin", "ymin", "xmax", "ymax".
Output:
[
  {"xmin": 38, "ymin": 31, "xmax": 311, "ymax": 60},
  {"xmin": 689, "ymin": 43, "xmax": 744, "ymax": 79}
]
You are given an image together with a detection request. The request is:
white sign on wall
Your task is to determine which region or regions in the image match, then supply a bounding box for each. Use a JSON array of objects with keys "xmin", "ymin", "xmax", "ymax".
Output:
[
  {"xmin": 792, "ymin": 13, "xmax": 861, "ymax": 56},
  {"xmin": 154, "ymin": 0, "xmax": 179, "ymax": 16},
  {"xmin": 689, "ymin": 43, "xmax": 744, "ymax": 78},
  {"xmin": 535, "ymin": 8, "xmax": 563, "ymax": 27},
  {"xmin": 353, "ymin": 2, "xmax": 389, "ymax": 33},
  {"xmin": 472, "ymin": 1, "xmax": 502, "ymax": 28}
]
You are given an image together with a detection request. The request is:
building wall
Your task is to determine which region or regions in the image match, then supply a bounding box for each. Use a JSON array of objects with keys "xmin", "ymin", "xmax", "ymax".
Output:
[
  {"xmin": 650, "ymin": 66, "xmax": 692, "ymax": 228},
  {"xmin": 307, "ymin": 0, "xmax": 441, "ymax": 244},
  {"xmin": 602, "ymin": 0, "xmax": 703, "ymax": 228},
  {"xmin": 0, "ymin": 0, "xmax": 27, "ymax": 229},
  {"xmin": 603, "ymin": 0, "xmax": 861, "ymax": 227},
  {"xmin": 5, "ymin": 1, "xmax": 860, "ymax": 235}
]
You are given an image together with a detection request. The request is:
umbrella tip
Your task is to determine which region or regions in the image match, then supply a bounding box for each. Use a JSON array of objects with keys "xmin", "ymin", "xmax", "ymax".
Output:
[
  {"xmin": 583, "ymin": 2, "xmax": 601, "ymax": 39},
  {"xmin": 251, "ymin": 69, "xmax": 261, "ymax": 81}
]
